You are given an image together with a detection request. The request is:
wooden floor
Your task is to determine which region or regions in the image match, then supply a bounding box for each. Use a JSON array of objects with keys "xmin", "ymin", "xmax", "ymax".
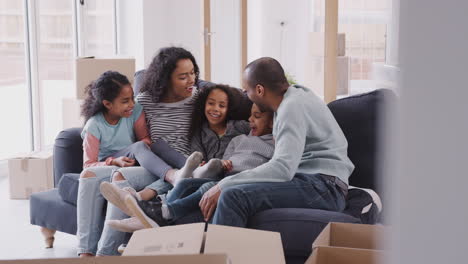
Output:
[{"xmin": 0, "ymin": 176, "xmax": 77, "ymax": 260}]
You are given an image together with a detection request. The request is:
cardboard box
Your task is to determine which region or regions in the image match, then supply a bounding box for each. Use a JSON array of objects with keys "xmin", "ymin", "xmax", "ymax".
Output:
[
  {"xmin": 312, "ymin": 222, "xmax": 387, "ymax": 250},
  {"xmin": 0, "ymin": 254, "xmax": 229, "ymax": 264},
  {"xmin": 124, "ymin": 223, "xmax": 286, "ymax": 264},
  {"xmin": 310, "ymin": 32, "xmax": 346, "ymax": 56},
  {"xmin": 75, "ymin": 57, "xmax": 135, "ymax": 99},
  {"xmin": 62, "ymin": 97, "xmax": 84, "ymax": 129},
  {"xmin": 8, "ymin": 150, "xmax": 54, "ymax": 199},
  {"xmin": 305, "ymin": 246, "xmax": 386, "ymax": 264},
  {"xmin": 304, "ymin": 222, "xmax": 388, "ymax": 264},
  {"xmin": 305, "ymin": 56, "xmax": 350, "ymax": 96}
]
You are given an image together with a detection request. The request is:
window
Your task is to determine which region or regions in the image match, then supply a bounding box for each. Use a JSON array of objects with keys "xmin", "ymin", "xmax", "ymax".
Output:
[
  {"xmin": 0, "ymin": 0, "xmax": 117, "ymax": 158},
  {"xmin": 338, "ymin": 0, "xmax": 391, "ymax": 94},
  {"xmin": 310, "ymin": 0, "xmax": 391, "ymax": 96},
  {"xmin": 36, "ymin": 0, "xmax": 75, "ymax": 147},
  {"xmin": 79, "ymin": 0, "xmax": 115, "ymax": 56},
  {"xmin": 0, "ymin": 0, "xmax": 32, "ymax": 158}
]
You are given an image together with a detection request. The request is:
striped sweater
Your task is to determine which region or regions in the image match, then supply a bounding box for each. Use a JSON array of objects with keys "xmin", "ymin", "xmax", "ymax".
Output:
[{"xmin": 136, "ymin": 91, "xmax": 199, "ymax": 156}]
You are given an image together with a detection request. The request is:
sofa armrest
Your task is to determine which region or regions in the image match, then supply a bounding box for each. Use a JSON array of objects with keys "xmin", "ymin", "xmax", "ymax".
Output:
[{"xmin": 53, "ymin": 127, "xmax": 83, "ymax": 186}]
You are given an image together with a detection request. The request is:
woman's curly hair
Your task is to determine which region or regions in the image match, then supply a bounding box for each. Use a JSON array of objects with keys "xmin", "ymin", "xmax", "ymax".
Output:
[
  {"xmin": 81, "ymin": 71, "xmax": 130, "ymax": 123},
  {"xmin": 189, "ymin": 84, "xmax": 235, "ymax": 140},
  {"xmin": 140, "ymin": 47, "xmax": 200, "ymax": 103}
]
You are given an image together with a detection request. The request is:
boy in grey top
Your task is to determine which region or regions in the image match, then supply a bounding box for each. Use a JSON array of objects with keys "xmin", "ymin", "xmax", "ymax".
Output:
[{"xmin": 198, "ymin": 57, "xmax": 354, "ymax": 226}]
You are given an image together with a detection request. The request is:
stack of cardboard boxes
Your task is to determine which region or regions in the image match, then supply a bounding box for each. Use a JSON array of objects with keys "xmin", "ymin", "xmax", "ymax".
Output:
[
  {"xmin": 0, "ymin": 214, "xmax": 387, "ymax": 263},
  {"xmin": 306, "ymin": 33, "xmax": 350, "ymax": 96},
  {"xmin": 62, "ymin": 57, "xmax": 136, "ymax": 129},
  {"xmin": 123, "ymin": 223, "xmax": 286, "ymax": 264},
  {"xmin": 0, "ymin": 223, "xmax": 286, "ymax": 264},
  {"xmin": 8, "ymin": 150, "xmax": 54, "ymax": 199}
]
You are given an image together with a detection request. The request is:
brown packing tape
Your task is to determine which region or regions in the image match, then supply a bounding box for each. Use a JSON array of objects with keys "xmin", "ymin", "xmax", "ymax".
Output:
[
  {"xmin": 20, "ymin": 158, "xmax": 28, "ymax": 172},
  {"xmin": 26, "ymin": 187, "xmax": 33, "ymax": 199}
]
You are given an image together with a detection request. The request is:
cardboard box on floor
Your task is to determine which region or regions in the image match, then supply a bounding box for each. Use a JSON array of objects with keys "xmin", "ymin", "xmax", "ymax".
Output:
[
  {"xmin": 305, "ymin": 222, "xmax": 388, "ymax": 264},
  {"xmin": 307, "ymin": 246, "xmax": 387, "ymax": 264},
  {"xmin": 0, "ymin": 254, "xmax": 229, "ymax": 264},
  {"xmin": 124, "ymin": 223, "xmax": 286, "ymax": 264},
  {"xmin": 8, "ymin": 150, "xmax": 54, "ymax": 199},
  {"xmin": 75, "ymin": 57, "xmax": 135, "ymax": 99}
]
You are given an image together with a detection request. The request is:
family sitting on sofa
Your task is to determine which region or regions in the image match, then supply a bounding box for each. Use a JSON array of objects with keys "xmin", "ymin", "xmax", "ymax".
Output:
[{"xmin": 76, "ymin": 46, "xmax": 354, "ymax": 257}]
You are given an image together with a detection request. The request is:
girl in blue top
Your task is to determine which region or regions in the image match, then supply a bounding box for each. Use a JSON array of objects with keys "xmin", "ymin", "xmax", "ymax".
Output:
[{"xmin": 77, "ymin": 70, "xmax": 161, "ymax": 257}]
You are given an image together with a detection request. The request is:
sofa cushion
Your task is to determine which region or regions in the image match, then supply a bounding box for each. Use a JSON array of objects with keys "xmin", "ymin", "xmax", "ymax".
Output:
[
  {"xmin": 58, "ymin": 173, "xmax": 80, "ymax": 206},
  {"xmin": 248, "ymin": 208, "xmax": 360, "ymax": 257},
  {"xmin": 54, "ymin": 128, "xmax": 83, "ymax": 186},
  {"xmin": 327, "ymin": 89, "xmax": 396, "ymax": 194},
  {"xmin": 30, "ymin": 189, "xmax": 77, "ymax": 235}
]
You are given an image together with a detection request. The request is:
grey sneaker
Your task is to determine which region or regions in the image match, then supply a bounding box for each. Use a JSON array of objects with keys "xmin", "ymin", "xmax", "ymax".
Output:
[
  {"xmin": 125, "ymin": 195, "xmax": 169, "ymax": 228},
  {"xmin": 100, "ymin": 182, "xmax": 137, "ymax": 216}
]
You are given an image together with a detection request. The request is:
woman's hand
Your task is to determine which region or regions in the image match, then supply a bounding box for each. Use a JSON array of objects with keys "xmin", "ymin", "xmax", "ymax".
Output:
[
  {"xmin": 112, "ymin": 156, "xmax": 136, "ymax": 167},
  {"xmin": 221, "ymin": 160, "xmax": 233, "ymax": 172}
]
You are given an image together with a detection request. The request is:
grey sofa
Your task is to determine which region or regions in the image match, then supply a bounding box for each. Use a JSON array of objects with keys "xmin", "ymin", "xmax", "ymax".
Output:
[{"xmin": 30, "ymin": 71, "xmax": 394, "ymax": 263}]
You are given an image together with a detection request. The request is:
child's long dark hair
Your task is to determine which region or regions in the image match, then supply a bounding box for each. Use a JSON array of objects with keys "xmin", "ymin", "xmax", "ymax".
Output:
[
  {"xmin": 189, "ymin": 84, "xmax": 235, "ymax": 140},
  {"xmin": 81, "ymin": 71, "xmax": 131, "ymax": 123}
]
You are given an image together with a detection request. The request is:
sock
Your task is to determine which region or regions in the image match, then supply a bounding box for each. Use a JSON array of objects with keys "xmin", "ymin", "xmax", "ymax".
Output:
[
  {"xmin": 193, "ymin": 159, "xmax": 223, "ymax": 179},
  {"xmin": 173, "ymin": 151, "xmax": 203, "ymax": 185},
  {"xmin": 161, "ymin": 204, "xmax": 172, "ymax": 220}
]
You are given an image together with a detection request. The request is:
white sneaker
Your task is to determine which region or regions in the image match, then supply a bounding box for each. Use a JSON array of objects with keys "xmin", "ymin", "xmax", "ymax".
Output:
[
  {"xmin": 100, "ymin": 182, "xmax": 138, "ymax": 216},
  {"xmin": 106, "ymin": 216, "xmax": 154, "ymax": 233}
]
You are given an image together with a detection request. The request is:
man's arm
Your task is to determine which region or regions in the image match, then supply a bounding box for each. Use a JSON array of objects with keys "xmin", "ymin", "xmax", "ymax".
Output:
[{"xmin": 217, "ymin": 102, "xmax": 307, "ymax": 189}]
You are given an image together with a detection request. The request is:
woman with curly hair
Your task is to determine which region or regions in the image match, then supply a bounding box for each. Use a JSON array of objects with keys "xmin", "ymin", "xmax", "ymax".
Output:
[{"xmin": 76, "ymin": 47, "xmax": 203, "ymax": 257}]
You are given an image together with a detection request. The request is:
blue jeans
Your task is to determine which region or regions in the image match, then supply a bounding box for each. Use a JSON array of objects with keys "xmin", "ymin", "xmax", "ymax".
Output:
[
  {"xmin": 96, "ymin": 140, "xmax": 188, "ymax": 256},
  {"xmin": 77, "ymin": 140, "xmax": 187, "ymax": 255},
  {"xmin": 77, "ymin": 142, "xmax": 157, "ymax": 255},
  {"xmin": 165, "ymin": 178, "xmax": 216, "ymax": 221},
  {"xmin": 212, "ymin": 173, "xmax": 347, "ymax": 227}
]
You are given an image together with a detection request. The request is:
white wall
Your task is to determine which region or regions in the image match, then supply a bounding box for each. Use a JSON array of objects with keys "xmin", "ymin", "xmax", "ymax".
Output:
[
  {"xmin": 117, "ymin": 0, "xmax": 144, "ymax": 69},
  {"xmin": 247, "ymin": 0, "xmax": 311, "ymax": 86},
  {"xmin": 118, "ymin": 0, "xmax": 203, "ymax": 72},
  {"xmin": 387, "ymin": 0, "xmax": 468, "ymax": 264},
  {"xmin": 211, "ymin": 0, "xmax": 241, "ymax": 88}
]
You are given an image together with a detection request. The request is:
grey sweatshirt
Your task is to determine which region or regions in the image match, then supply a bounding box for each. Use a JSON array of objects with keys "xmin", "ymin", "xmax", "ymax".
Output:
[
  {"xmin": 222, "ymin": 133, "xmax": 275, "ymax": 176},
  {"xmin": 191, "ymin": 120, "xmax": 251, "ymax": 161},
  {"xmin": 218, "ymin": 84, "xmax": 355, "ymax": 189}
]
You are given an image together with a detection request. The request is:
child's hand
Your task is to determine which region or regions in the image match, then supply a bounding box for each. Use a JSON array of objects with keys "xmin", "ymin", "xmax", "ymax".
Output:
[
  {"xmin": 112, "ymin": 156, "xmax": 136, "ymax": 167},
  {"xmin": 221, "ymin": 160, "xmax": 233, "ymax": 172},
  {"xmin": 199, "ymin": 161, "xmax": 206, "ymax": 167}
]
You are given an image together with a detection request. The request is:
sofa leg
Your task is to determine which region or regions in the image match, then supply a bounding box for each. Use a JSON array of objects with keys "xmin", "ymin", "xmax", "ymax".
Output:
[{"xmin": 40, "ymin": 227, "xmax": 56, "ymax": 248}]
